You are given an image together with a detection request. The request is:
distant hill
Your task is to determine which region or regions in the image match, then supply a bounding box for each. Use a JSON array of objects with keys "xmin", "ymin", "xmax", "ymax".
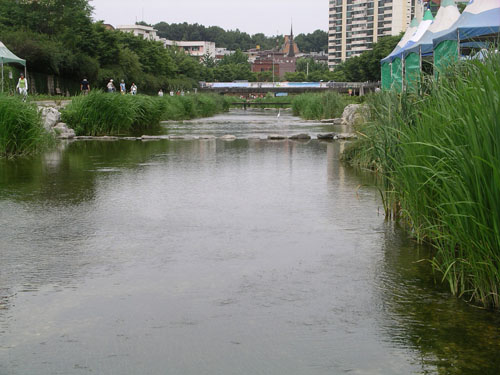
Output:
[{"xmin": 153, "ymin": 22, "xmax": 327, "ymax": 53}]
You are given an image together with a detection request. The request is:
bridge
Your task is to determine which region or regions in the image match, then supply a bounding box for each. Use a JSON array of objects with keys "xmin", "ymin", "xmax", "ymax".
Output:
[
  {"xmin": 198, "ymin": 82, "xmax": 379, "ymax": 96},
  {"xmin": 231, "ymin": 102, "xmax": 291, "ymax": 109}
]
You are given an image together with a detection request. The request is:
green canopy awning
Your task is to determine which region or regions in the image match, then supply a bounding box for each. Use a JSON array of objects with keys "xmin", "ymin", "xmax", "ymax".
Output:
[{"xmin": 0, "ymin": 41, "xmax": 26, "ymax": 66}]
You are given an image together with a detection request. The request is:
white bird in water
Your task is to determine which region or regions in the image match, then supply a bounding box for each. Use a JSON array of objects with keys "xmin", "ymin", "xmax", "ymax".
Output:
[{"xmin": 277, "ymin": 109, "xmax": 281, "ymax": 118}]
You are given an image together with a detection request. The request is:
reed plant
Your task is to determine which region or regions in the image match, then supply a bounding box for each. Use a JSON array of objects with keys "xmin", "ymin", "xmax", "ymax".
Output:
[
  {"xmin": 62, "ymin": 91, "xmax": 163, "ymax": 136},
  {"xmin": 292, "ymin": 92, "xmax": 350, "ymax": 120},
  {"xmin": 160, "ymin": 94, "xmax": 231, "ymax": 121},
  {"xmin": 344, "ymin": 52, "xmax": 500, "ymax": 308},
  {"xmin": 62, "ymin": 92, "xmax": 230, "ymax": 135},
  {"xmin": 0, "ymin": 95, "xmax": 52, "ymax": 157}
]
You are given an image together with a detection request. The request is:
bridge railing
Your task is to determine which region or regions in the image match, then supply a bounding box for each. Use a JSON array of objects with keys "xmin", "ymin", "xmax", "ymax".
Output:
[{"xmin": 199, "ymin": 81, "xmax": 380, "ymax": 89}]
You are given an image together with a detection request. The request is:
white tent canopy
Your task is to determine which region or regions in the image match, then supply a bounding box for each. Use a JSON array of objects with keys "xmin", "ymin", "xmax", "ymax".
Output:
[
  {"xmin": 0, "ymin": 41, "xmax": 27, "ymax": 92},
  {"xmin": 404, "ymin": 0, "xmax": 461, "ymax": 57}
]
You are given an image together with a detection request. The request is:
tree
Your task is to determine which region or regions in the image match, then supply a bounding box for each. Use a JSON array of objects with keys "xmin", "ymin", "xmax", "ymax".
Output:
[
  {"xmin": 295, "ymin": 30, "xmax": 328, "ymax": 53},
  {"xmin": 331, "ymin": 34, "xmax": 401, "ymax": 82}
]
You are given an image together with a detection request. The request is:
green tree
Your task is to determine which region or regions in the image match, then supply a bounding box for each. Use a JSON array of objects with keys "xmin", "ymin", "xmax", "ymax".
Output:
[{"xmin": 295, "ymin": 30, "xmax": 328, "ymax": 53}]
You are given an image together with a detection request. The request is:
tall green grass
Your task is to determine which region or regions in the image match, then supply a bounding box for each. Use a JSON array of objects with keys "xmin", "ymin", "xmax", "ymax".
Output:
[
  {"xmin": 160, "ymin": 94, "xmax": 231, "ymax": 120},
  {"xmin": 292, "ymin": 92, "xmax": 354, "ymax": 120},
  {"xmin": 62, "ymin": 92, "xmax": 231, "ymax": 136},
  {"xmin": 344, "ymin": 52, "xmax": 500, "ymax": 308},
  {"xmin": 62, "ymin": 91, "xmax": 166, "ymax": 136},
  {"xmin": 0, "ymin": 95, "xmax": 52, "ymax": 157}
]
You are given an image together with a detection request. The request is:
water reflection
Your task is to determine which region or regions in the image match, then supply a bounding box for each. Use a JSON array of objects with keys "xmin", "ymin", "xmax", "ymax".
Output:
[
  {"xmin": 1, "ymin": 110, "xmax": 499, "ymax": 374},
  {"xmin": 378, "ymin": 223, "xmax": 500, "ymax": 374}
]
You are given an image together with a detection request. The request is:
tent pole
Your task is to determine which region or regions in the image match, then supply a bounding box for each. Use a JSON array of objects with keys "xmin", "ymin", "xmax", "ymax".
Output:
[
  {"xmin": 1, "ymin": 60, "xmax": 4, "ymax": 93},
  {"xmin": 401, "ymin": 57, "xmax": 404, "ymax": 92},
  {"xmin": 457, "ymin": 29, "xmax": 461, "ymax": 58},
  {"xmin": 419, "ymin": 46, "xmax": 422, "ymax": 96}
]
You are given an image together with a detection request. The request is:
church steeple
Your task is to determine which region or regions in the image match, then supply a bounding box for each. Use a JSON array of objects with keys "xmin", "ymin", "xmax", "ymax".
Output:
[{"xmin": 288, "ymin": 22, "xmax": 295, "ymax": 57}]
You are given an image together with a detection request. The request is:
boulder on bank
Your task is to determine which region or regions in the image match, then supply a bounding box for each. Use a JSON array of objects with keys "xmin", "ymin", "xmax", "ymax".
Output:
[
  {"xmin": 53, "ymin": 122, "xmax": 75, "ymax": 139},
  {"xmin": 39, "ymin": 107, "xmax": 61, "ymax": 131},
  {"xmin": 340, "ymin": 104, "xmax": 370, "ymax": 126}
]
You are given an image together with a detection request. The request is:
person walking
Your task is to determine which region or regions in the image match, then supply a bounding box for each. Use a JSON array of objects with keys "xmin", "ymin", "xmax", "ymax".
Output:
[
  {"xmin": 158, "ymin": 89, "xmax": 164, "ymax": 97},
  {"xmin": 107, "ymin": 79, "xmax": 116, "ymax": 93},
  {"xmin": 130, "ymin": 83, "xmax": 137, "ymax": 95},
  {"xmin": 16, "ymin": 73, "xmax": 28, "ymax": 101},
  {"xmin": 120, "ymin": 80, "xmax": 126, "ymax": 95},
  {"xmin": 81, "ymin": 78, "xmax": 90, "ymax": 95}
]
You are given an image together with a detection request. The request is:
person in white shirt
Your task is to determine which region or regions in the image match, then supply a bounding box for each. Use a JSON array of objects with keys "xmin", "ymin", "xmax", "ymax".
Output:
[
  {"xmin": 130, "ymin": 83, "xmax": 137, "ymax": 95},
  {"xmin": 107, "ymin": 79, "xmax": 116, "ymax": 93},
  {"xmin": 16, "ymin": 73, "xmax": 28, "ymax": 101}
]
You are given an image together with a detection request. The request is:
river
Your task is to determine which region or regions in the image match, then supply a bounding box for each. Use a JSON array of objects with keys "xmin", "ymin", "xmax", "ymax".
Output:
[{"xmin": 1, "ymin": 109, "xmax": 499, "ymax": 374}]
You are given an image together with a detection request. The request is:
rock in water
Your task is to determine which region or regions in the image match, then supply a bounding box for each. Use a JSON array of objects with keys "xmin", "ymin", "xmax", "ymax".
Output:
[
  {"xmin": 267, "ymin": 134, "xmax": 287, "ymax": 140},
  {"xmin": 53, "ymin": 122, "xmax": 75, "ymax": 139},
  {"xmin": 289, "ymin": 133, "xmax": 311, "ymax": 140},
  {"xmin": 317, "ymin": 133, "xmax": 334, "ymax": 140}
]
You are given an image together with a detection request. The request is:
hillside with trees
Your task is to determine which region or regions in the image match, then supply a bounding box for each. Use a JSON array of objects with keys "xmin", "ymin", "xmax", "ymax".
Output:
[
  {"xmin": 154, "ymin": 22, "xmax": 328, "ymax": 53},
  {"xmin": 0, "ymin": 0, "xmax": 393, "ymax": 94}
]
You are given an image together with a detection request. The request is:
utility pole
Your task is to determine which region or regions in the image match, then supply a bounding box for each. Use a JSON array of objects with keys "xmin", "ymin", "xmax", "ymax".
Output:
[{"xmin": 272, "ymin": 51, "xmax": 275, "ymax": 87}]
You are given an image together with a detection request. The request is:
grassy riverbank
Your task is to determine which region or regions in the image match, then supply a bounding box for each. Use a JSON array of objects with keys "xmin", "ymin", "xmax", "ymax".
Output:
[
  {"xmin": 0, "ymin": 95, "xmax": 52, "ymax": 157},
  {"xmin": 62, "ymin": 92, "xmax": 232, "ymax": 136},
  {"xmin": 291, "ymin": 92, "xmax": 358, "ymax": 120},
  {"xmin": 343, "ymin": 53, "xmax": 500, "ymax": 308}
]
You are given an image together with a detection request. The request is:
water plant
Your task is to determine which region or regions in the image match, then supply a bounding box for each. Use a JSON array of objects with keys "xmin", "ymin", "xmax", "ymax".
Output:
[
  {"xmin": 344, "ymin": 52, "xmax": 500, "ymax": 308},
  {"xmin": 62, "ymin": 91, "xmax": 232, "ymax": 136},
  {"xmin": 0, "ymin": 94, "xmax": 52, "ymax": 157},
  {"xmin": 292, "ymin": 92, "xmax": 354, "ymax": 120}
]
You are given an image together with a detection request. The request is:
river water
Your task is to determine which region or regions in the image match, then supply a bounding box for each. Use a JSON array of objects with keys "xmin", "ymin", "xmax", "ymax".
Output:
[{"xmin": 1, "ymin": 109, "xmax": 499, "ymax": 375}]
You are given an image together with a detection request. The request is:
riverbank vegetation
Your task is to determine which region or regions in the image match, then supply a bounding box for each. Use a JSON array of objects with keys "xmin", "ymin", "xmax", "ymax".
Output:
[
  {"xmin": 0, "ymin": 0, "xmax": 397, "ymax": 96},
  {"xmin": 155, "ymin": 22, "xmax": 327, "ymax": 53},
  {"xmin": 291, "ymin": 92, "xmax": 358, "ymax": 120},
  {"xmin": 0, "ymin": 95, "xmax": 52, "ymax": 157},
  {"xmin": 61, "ymin": 92, "xmax": 232, "ymax": 136},
  {"xmin": 343, "ymin": 52, "xmax": 500, "ymax": 308}
]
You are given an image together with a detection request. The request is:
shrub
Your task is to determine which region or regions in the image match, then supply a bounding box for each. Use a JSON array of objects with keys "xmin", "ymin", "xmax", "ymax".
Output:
[{"xmin": 0, "ymin": 95, "xmax": 52, "ymax": 157}]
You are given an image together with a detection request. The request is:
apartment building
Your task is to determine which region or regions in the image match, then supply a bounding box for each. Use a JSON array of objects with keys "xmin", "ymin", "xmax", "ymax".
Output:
[
  {"xmin": 116, "ymin": 25, "xmax": 161, "ymax": 41},
  {"xmin": 163, "ymin": 40, "xmax": 217, "ymax": 59},
  {"xmin": 328, "ymin": 0, "xmax": 423, "ymax": 69}
]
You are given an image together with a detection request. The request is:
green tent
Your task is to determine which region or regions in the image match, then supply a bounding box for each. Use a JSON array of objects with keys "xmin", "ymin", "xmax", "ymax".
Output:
[
  {"xmin": 404, "ymin": 52, "xmax": 421, "ymax": 92},
  {"xmin": 403, "ymin": 9, "xmax": 435, "ymax": 92},
  {"xmin": 381, "ymin": 62, "xmax": 391, "ymax": 91},
  {"xmin": 0, "ymin": 41, "xmax": 26, "ymax": 92},
  {"xmin": 391, "ymin": 58, "xmax": 403, "ymax": 93},
  {"xmin": 433, "ymin": 39, "xmax": 458, "ymax": 77}
]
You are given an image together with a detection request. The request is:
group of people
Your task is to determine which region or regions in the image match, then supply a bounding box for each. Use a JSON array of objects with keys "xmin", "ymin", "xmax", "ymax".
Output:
[
  {"xmin": 14, "ymin": 74, "xmax": 176, "ymax": 99},
  {"xmin": 105, "ymin": 79, "xmax": 138, "ymax": 95}
]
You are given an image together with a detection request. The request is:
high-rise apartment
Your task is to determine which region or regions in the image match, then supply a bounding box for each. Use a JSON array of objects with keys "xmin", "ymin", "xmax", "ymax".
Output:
[{"xmin": 328, "ymin": 0, "xmax": 423, "ymax": 69}]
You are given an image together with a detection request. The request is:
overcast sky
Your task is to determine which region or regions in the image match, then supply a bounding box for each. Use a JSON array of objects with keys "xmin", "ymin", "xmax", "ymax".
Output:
[{"xmin": 89, "ymin": 0, "xmax": 328, "ymax": 36}]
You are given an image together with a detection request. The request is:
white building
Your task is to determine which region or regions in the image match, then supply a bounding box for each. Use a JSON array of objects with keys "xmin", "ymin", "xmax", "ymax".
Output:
[
  {"xmin": 328, "ymin": 0, "xmax": 424, "ymax": 69},
  {"xmin": 115, "ymin": 25, "xmax": 161, "ymax": 42},
  {"xmin": 164, "ymin": 40, "xmax": 216, "ymax": 59},
  {"xmin": 115, "ymin": 25, "xmax": 217, "ymax": 59},
  {"xmin": 215, "ymin": 47, "xmax": 234, "ymax": 60}
]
